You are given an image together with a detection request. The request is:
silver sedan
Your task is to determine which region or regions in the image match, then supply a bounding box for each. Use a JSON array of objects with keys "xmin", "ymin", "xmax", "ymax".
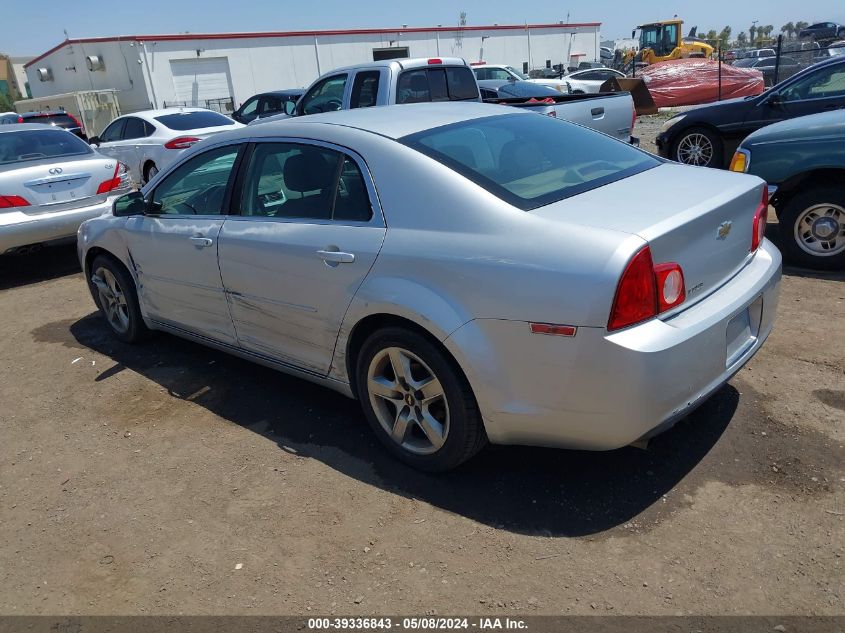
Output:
[
  {"xmin": 1, "ymin": 124, "xmax": 129, "ymax": 255},
  {"xmin": 77, "ymin": 103, "xmax": 781, "ymax": 471}
]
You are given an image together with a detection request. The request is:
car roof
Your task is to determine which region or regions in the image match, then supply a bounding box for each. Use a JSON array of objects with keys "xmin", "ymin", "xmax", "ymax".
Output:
[
  {"xmin": 0, "ymin": 123, "xmax": 68, "ymax": 133},
  {"xmin": 259, "ymin": 89, "xmax": 304, "ymax": 97},
  {"xmin": 328, "ymin": 57, "xmax": 469, "ymax": 75},
  {"xmin": 237, "ymin": 102, "xmax": 521, "ymax": 141},
  {"xmin": 116, "ymin": 107, "xmax": 214, "ymax": 121}
]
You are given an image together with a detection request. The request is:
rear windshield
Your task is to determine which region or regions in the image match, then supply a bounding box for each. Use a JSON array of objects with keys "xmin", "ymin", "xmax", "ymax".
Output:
[
  {"xmin": 400, "ymin": 113, "xmax": 659, "ymax": 211},
  {"xmin": 0, "ymin": 129, "xmax": 92, "ymax": 165},
  {"xmin": 25, "ymin": 113, "xmax": 78, "ymax": 127},
  {"xmin": 396, "ymin": 67, "xmax": 479, "ymax": 104},
  {"xmin": 154, "ymin": 111, "xmax": 236, "ymax": 131}
]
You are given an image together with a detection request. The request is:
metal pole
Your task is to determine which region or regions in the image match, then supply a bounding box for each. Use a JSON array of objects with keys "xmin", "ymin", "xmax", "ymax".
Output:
[
  {"xmin": 718, "ymin": 46, "xmax": 722, "ymax": 101},
  {"xmin": 773, "ymin": 34, "xmax": 783, "ymax": 86},
  {"xmin": 314, "ymin": 35, "xmax": 321, "ymax": 76}
]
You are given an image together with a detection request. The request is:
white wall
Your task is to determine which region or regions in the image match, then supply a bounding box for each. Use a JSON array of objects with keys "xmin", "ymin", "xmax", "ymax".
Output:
[{"xmin": 27, "ymin": 26, "xmax": 600, "ymax": 113}]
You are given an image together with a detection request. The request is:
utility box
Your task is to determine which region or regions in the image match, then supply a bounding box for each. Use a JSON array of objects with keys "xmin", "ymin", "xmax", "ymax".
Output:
[{"xmin": 14, "ymin": 90, "xmax": 121, "ymax": 137}]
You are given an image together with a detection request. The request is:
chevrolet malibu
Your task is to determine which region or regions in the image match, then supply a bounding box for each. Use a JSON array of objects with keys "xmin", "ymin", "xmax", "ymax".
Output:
[{"xmin": 77, "ymin": 103, "xmax": 781, "ymax": 471}]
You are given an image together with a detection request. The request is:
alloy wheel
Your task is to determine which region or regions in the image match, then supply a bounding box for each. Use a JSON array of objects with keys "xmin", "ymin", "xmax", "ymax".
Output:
[
  {"xmin": 676, "ymin": 133, "xmax": 714, "ymax": 166},
  {"xmin": 366, "ymin": 347, "xmax": 449, "ymax": 455},
  {"xmin": 793, "ymin": 203, "xmax": 845, "ymax": 257},
  {"xmin": 91, "ymin": 267, "xmax": 131, "ymax": 333}
]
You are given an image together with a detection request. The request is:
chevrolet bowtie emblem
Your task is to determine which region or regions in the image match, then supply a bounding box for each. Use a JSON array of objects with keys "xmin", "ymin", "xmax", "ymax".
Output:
[{"xmin": 717, "ymin": 221, "xmax": 732, "ymax": 240}]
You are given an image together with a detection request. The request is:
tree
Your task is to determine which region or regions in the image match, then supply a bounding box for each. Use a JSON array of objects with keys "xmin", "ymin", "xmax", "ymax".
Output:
[
  {"xmin": 760, "ymin": 25, "xmax": 775, "ymax": 46},
  {"xmin": 795, "ymin": 21, "xmax": 809, "ymax": 37},
  {"xmin": 736, "ymin": 31, "xmax": 748, "ymax": 47},
  {"xmin": 705, "ymin": 29, "xmax": 719, "ymax": 43},
  {"xmin": 749, "ymin": 24, "xmax": 757, "ymax": 45},
  {"xmin": 718, "ymin": 26, "xmax": 732, "ymax": 50},
  {"xmin": 781, "ymin": 22, "xmax": 795, "ymax": 39}
]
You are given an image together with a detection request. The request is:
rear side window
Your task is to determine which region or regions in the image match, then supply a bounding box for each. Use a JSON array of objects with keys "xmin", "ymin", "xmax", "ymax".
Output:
[
  {"xmin": 0, "ymin": 129, "xmax": 92, "ymax": 165},
  {"xmin": 396, "ymin": 67, "xmax": 478, "ymax": 104},
  {"xmin": 401, "ymin": 113, "xmax": 659, "ymax": 211},
  {"xmin": 122, "ymin": 117, "xmax": 150, "ymax": 139},
  {"xmin": 350, "ymin": 71, "xmax": 381, "ymax": 109},
  {"xmin": 155, "ymin": 111, "xmax": 236, "ymax": 131}
]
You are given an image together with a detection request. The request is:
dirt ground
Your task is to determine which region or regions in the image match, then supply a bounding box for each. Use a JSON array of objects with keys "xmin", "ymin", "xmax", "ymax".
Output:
[{"xmin": 0, "ymin": 117, "xmax": 843, "ymax": 616}]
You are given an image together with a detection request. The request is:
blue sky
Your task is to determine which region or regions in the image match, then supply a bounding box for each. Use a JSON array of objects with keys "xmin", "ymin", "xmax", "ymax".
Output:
[{"xmin": 6, "ymin": 0, "xmax": 843, "ymax": 56}]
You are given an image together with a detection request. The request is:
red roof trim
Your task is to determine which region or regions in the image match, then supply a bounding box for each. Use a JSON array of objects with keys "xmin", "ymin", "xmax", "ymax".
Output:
[{"xmin": 25, "ymin": 23, "xmax": 601, "ymax": 68}]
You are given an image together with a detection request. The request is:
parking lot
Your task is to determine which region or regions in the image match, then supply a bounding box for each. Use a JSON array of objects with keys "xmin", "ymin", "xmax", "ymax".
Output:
[{"xmin": 0, "ymin": 117, "xmax": 842, "ymax": 616}]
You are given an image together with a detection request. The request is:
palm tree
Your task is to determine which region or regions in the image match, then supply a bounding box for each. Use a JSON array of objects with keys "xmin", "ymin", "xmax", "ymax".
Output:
[
  {"xmin": 736, "ymin": 31, "xmax": 748, "ymax": 47},
  {"xmin": 781, "ymin": 22, "xmax": 795, "ymax": 39},
  {"xmin": 749, "ymin": 24, "xmax": 757, "ymax": 45},
  {"xmin": 795, "ymin": 21, "xmax": 809, "ymax": 38},
  {"xmin": 719, "ymin": 26, "xmax": 732, "ymax": 50},
  {"xmin": 762, "ymin": 25, "xmax": 775, "ymax": 46}
]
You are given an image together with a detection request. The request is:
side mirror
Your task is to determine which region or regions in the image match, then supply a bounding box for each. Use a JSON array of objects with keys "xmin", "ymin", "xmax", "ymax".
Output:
[
  {"xmin": 88, "ymin": 136, "xmax": 101, "ymax": 146},
  {"xmin": 112, "ymin": 191, "xmax": 146, "ymax": 217},
  {"xmin": 284, "ymin": 101, "xmax": 296, "ymax": 116},
  {"xmin": 765, "ymin": 93, "xmax": 782, "ymax": 107}
]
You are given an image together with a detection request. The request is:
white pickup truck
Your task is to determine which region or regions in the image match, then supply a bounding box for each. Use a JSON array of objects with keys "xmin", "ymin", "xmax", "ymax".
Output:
[{"xmin": 266, "ymin": 57, "xmax": 638, "ymax": 144}]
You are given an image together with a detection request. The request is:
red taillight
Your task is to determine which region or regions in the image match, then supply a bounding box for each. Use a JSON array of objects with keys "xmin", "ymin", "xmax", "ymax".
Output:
[
  {"xmin": 0, "ymin": 195, "xmax": 31, "ymax": 208},
  {"xmin": 751, "ymin": 187, "xmax": 769, "ymax": 252},
  {"xmin": 16, "ymin": 116, "xmax": 24, "ymax": 123},
  {"xmin": 164, "ymin": 136, "xmax": 201, "ymax": 150},
  {"xmin": 96, "ymin": 162, "xmax": 126, "ymax": 195},
  {"xmin": 68, "ymin": 113, "xmax": 84, "ymax": 131},
  {"xmin": 427, "ymin": 58, "xmax": 443, "ymax": 65},
  {"xmin": 608, "ymin": 246, "xmax": 687, "ymax": 331}
]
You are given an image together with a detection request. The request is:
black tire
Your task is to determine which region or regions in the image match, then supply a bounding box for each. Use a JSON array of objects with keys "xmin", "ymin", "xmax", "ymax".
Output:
[
  {"xmin": 355, "ymin": 327, "xmax": 487, "ymax": 472},
  {"xmin": 88, "ymin": 254, "xmax": 149, "ymax": 343},
  {"xmin": 143, "ymin": 162, "xmax": 158, "ymax": 185},
  {"xmin": 670, "ymin": 126, "xmax": 724, "ymax": 168},
  {"xmin": 777, "ymin": 187, "xmax": 845, "ymax": 271}
]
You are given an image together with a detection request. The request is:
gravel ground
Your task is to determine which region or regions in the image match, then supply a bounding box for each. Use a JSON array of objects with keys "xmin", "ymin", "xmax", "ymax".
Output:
[{"xmin": 0, "ymin": 121, "xmax": 843, "ymax": 616}]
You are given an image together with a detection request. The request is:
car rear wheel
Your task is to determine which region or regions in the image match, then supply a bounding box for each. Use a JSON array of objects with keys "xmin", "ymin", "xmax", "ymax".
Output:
[
  {"xmin": 672, "ymin": 127, "xmax": 723, "ymax": 168},
  {"xmin": 89, "ymin": 255, "xmax": 148, "ymax": 343},
  {"xmin": 356, "ymin": 327, "xmax": 486, "ymax": 472},
  {"xmin": 779, "ymin": 187, "xmax": 845, "ymax": 270},
  {"xmin": 143, "ymin": 162, "xmax": 158, "ymax": 184}
]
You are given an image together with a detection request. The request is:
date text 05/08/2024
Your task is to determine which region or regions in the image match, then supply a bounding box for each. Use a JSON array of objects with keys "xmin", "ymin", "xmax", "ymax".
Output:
[{"xmin": 307, "ymin": 617, "xmax": 528, "ymax": 630}]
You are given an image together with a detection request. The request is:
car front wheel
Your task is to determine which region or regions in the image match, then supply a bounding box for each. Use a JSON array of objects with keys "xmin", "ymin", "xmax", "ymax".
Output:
[
  {"xmin": 672, "ymin": 127, "xmax": 723, "ymax": 168},
  {"xmin": 356, "ymin": 327, "xmax": 486, "ymax": 472},
  {"xmin": 779, "ymin": 187, "xmax": 845, "ymax": 270},
  {"xmin": 89, "ymin": 255, "xmax": 148, "ymax": 343}
]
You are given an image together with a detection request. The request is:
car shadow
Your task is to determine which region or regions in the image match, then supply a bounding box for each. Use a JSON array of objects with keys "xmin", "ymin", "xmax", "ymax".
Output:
[
  {"xmin": 764, "ymin": 222, "xmax": 845, "ymax": 281},
  {"xmin": 67, "ymin": 313, "xmax": 738, "ymax": 537},
  {"xmin": 0, "ymin": 244, "xmax": 81, "ymax": 291}
]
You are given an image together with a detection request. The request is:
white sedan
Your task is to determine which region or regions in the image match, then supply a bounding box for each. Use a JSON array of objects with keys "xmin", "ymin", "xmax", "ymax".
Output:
[
  {"xmin": 90, "ymin": 108, "xmax": 243, "ymax": 185},
  {"xmin": 565, "ymin": 68, "xmax": 627, "ymax": 94}
]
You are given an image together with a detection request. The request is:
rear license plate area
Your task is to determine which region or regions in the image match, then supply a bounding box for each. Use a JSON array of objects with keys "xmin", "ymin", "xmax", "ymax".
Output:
[{"xmin": 725, "ymin": 296, "xmax": 763, "ymax": 367}]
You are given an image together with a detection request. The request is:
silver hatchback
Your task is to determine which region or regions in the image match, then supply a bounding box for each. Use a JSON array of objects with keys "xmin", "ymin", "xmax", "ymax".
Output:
[{"xmin": 78, "ymin": 103, "xmax": 781, "ymax": 471}]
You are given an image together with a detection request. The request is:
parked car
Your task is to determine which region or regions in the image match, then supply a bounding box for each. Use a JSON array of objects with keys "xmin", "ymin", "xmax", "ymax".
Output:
[
  {"xmin": 78, "ymin": 103, "xmax": 780, "ymax": 471},
  {"xmin": 0, "ymin": 124, "xmax": 129, "ymax": 255},
  {"xmin": 656, "ymin": 56, "xmax": 845, "ymax": 168},
  {"xmin": 798, "ymin": 22, "xmax": 845, "ymax": 40},
  {"xmin": 564, "ymin": 67, "xmax": 627, "ymax": 93},
  {"xmin": 471, "ymin": 62, "xmax": 570, "ymax": 91},
  {"xmin": 231, "ymin": 90, "xmax": 304, "ymax": 124},
  {"xmin": 89, "ymin": 108, "xmax": 244, "ymax": 185},
  {"xmin": 273, "ymin": 58, "xmax": 636, "ymax": 144},
  {"xmin": 814, "ymin": 45, "xmax": 845, "ymax": 60},
  {"xmin": 17, "ymin": 111, "xmax": 86, "ymax": 139},
  {"xmin": 733, "ymin": 56, "xmax": 802, "ymax": 86},
  {"xmin": 0, "ymin": 112, "xmax": 20, "ymax": 125},
  {"xmin": 743, "ymin": 49, "xmax": 776, "ymax": 59},
  {"xmin": 730, "ymin": 109, "xmax": 845, "ymax": 270}
]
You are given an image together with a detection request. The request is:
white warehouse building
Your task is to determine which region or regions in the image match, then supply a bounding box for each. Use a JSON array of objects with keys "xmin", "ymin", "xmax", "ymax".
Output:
[{"xmin": 25, "ymin": 22, "xmax": 601, "ymax": 115}]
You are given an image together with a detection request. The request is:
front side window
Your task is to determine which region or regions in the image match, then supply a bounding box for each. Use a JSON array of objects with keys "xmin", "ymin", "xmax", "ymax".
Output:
[
  {"xmin": 239, "ymin": 97, "xmax": 259, "ymax": 117},
  {"xmin": 150, "ymin": 145, "xmax": 240, "ymax": 215},
  {"xmin": 239, "ymin": 142, "xmax": 371, "ymax": 222},
  {"xmin": 401, "ymin": 113, "xmax": 659, "ymax": 211},
  {"xmin": 298, "ymin": 75, "xmax": 348, "ymax": 115},
  {"xmin": 259, "ymin": 96, "xmax": 282, "ymax": 115},
  {"xmin": 0, "ymin": 129, "xmax": 92, "ymax": 165},
  {"xmin": 781, "ymin": 64, "xmax": 845, "ymax": 101},
  {"xmin": 100, "ymin": 119, "xmax": 125, "ymax": 142},
  {"xmin": 350, "ymin": 71, "xmax": 381, "ymax": 109}
]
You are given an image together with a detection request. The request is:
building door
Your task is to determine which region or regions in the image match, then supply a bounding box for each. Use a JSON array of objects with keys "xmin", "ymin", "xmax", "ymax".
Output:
[{"xmin": 169, "ymin": 57, "xmax": 234, "ymax": 107}]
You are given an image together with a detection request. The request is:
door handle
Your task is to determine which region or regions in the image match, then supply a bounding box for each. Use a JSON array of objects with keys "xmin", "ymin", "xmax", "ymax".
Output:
[
  {"xmin": 591, "ymin": 107, "xmax": 605, "ymax": 117},
  {"xmin": 189, "ymin": 236, "xmax": 214, "ymax": 248},
  {"xmin": 316, "ymin": 250, "xmax": 355, "ymax": 264}
]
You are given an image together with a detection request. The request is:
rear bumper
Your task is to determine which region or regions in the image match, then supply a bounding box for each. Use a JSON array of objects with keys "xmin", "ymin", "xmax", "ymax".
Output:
[
  {"xmin": 0, "ymin": 198, "xmax": 114, "ymax": 253},
  {"xmin": 445, "ymin": 240, "xmax": 782, "ymax": 450}
]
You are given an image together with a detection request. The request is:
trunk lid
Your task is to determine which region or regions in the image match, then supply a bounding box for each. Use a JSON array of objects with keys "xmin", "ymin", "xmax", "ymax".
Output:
[
  {"xmin": 531, "ymin": 163, "xmax": 766, "ymax": 310},
  {"xmin": 0, "ymin": 155, "xmax": 124, "ymax": 215}
]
